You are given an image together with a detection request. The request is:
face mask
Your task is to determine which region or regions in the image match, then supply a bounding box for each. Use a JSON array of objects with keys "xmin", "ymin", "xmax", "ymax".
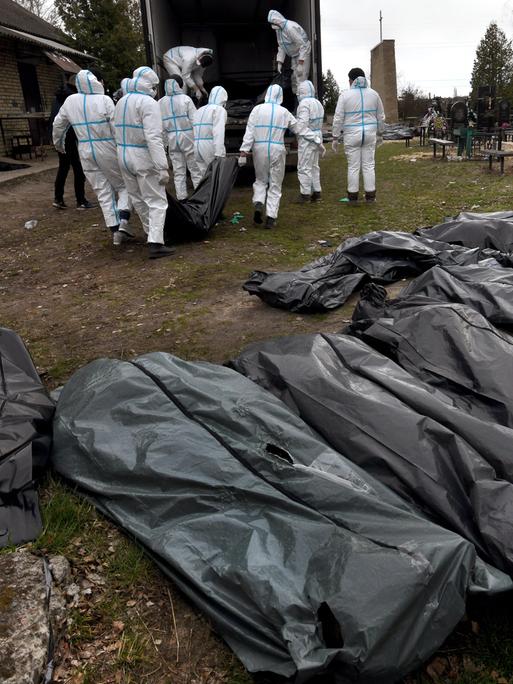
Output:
[{"xmin": 272, "ymin": 24, "xmax": 280, "ymax": 30}]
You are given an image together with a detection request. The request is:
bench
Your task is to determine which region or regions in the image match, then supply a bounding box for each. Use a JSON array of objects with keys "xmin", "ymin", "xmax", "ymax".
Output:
[
  {"xmin": 11, "ymin": 134, "xmax": 33, "ymax": 160},
  {"xmin": 429, "ymin": 138, "xmax": 455, "ymax": 159},
  {"xmin": 483, "ymin": 149, "xmax": 513, "ymax": 175}
]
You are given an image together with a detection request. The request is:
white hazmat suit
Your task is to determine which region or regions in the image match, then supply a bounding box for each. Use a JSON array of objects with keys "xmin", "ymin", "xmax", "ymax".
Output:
[
  {"xmin": 52, "ymin": 69, "xmax": 130, "ymax": 231},
  {"xmin": 163, "ymin": 47, "xmax": 213, "ymax": 100},
  {"xmin": 296, "ymin": 80, "xmax": 324, "ymax": 198},
  {"xmin": 332, "ymin": 75, "xmax": 385, "ymax": 200},
  {"xmin": 113, "ymin": 67, "xmax": 169, "ymax": 249},
  {"xmin": 159, "ymin": 79, "xmax": 202, "ymax": 200},
  {"xmin": 268, "ymin": 9, "xmax": 311, "ymax": 94},
  {"xmin": 193, "ymin": 86, "xmax": 228, "ymax": 177},
  {"xmin": 240, "ymin": 84, "xmax": 322, "ymax": 222}
]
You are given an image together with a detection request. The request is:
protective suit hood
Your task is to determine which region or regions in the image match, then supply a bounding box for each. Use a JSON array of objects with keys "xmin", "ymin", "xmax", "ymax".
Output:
[
  {"xmin": 129, "ymin": 66, "xmax": 159, "ymax": 94},
  {"xmin": 268, "ymin": 9, "xmax": 286, "ymax": 28},
  {"xmin": 208, "ymin": 86, "xmax": 228, "ymax": 107},
  {"xmin": 120, "ymin": 78, "xmax": 130, "ymax": 95},
  {"xmin": 298, "ymin": 80, "xmax": 316, "ymax": 101},
  {"xmin": 265, "ymin": 84, "xmax": 283, "ymax": 105},
  {"xmin": 351, "ymin": 76, "xmax": 368, "ymax": 89},
  {"xmin": 76, "ymin": 70, "xmax": 104, "ymax": 95},
  {"xmin": 165, "ymin": 79, "xmax": 183, "ymax": 96}
]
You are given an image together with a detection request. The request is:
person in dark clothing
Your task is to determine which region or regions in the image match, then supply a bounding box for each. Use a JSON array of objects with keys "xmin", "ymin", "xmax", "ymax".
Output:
[{"xmin": 50, "ymin": 76, "xmax": 93, "ymax": 210}]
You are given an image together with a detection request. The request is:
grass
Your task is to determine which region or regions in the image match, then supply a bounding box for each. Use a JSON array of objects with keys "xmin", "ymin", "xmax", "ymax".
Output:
[{"xmin": 8, "ymin": 141, "xmax": 513, "ymax": 682}]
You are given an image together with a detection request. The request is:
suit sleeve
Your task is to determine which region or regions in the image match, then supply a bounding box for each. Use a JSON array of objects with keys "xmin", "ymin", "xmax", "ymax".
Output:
[
  {"xmin": 288, "ymin": 112, "xmax": 321, "ymax": 144},
  {"xmin": 52, "ymin": 102, "xmax": 71, "ymax": 153},
  {"xmin": 332, "ymin": 94, "xmax": 345, "ymax": 139},
  {"xmin": 240, "ymin": 108, "xmax": 257, "ymax": 152},
  {"xmin": 212, "ymin": 107, "xmax": 227, "ymax": 157},
  {"xmin": 376, "ymin": 93, "xmax": 386, "ymax": 134},
  {"xmin": 141, "ymin": 99, "xmax": 168, "ymax": 171},
  {"xmin": 289, "ymin": 25, "xmax": 311, "ymax": 60},
  {"xmin": 182, "ymin": 56, "xmax": 198, "ymax": 93}
]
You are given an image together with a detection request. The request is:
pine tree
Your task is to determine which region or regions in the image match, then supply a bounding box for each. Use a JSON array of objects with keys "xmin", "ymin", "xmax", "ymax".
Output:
[
  {"xmin": 55, "ymin": 0, "xmax": 144, "ymax": 89},
  {"xmin": 322, "ymin": 69, "xmax": 340, "ymax": 114},
  {"xmin": 470, "ymin": 22, "xmax": 513, "ymax": 99}
]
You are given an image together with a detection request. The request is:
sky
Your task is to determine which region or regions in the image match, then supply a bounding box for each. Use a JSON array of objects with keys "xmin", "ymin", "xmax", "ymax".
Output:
[{"xmin": 320, "ymin": 0, "xmax": 513, "ymax": 97}]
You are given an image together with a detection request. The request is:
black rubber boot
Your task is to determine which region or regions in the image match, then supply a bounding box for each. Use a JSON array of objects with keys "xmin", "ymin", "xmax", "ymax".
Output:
[
  {"xmin": 148, "ymin": 243, "xmax": 176, "ymax": 259},
  {"xmin": 265, "ymin": 216, "xmax": 275, "ymax": 229},
  {"xmin": 311, "ymin": 191, "xmax": 322, "ymax": 202},
  {"xmin": 365, "ymin": 191, "xmax": 376, "ymax": 203},
  {"xmin": 253, "ymin": 202, "xmax": 264, "ymax": 224},
  {"xmin": 295, "ymin": 193, "xmax": 311, "ymax": 203}
]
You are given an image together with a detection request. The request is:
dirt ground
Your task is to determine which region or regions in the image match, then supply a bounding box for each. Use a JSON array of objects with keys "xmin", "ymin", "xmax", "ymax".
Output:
[{"xmin": 0, "ymin": 168, "xmax": 363, "ymax": 390}]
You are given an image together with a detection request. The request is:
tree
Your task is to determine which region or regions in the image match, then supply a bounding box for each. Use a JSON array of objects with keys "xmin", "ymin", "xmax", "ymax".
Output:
[
  {"xmin": 470, "ymin": 22, "xmax": 513, "ymax": 99},
  {"xmin": 321, "ymin": 69, "xmax": 340, "ymax": 114},
  {"xmin": 15, "ymin": 0, "xmax": 60, "ymax": 27},
  {"xmin": 55, "ymin": 0, "xmax": 144, "ymax": 89}
]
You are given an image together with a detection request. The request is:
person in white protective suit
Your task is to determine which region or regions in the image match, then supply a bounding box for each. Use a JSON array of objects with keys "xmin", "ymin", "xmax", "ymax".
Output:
[
  {"xmin": 159, "ymin": 76, "xmax": 202, "ymax": 201},
  {"xmin": 268, "ymin": 9, "xmax": 311, "ymax": 94},
  {"xmin": 332, "ymin": 68, "xmax": 385, "ymax": 204},
  {"xmin": 296, "ymin": 80, "xmax": 324, "ymax": 202},
  {"xmin": 52, "ymin": 69, "xmax": 132, "ymax": 245},
  {"xmin": 193, "ymin": 86, "xmax": 228, "ymax": 178},
  {"xmin": 114, "ymin": 67, "xmax": 174, "ymax": 259},
  {"xmin": 113, "ymin": 77, "xmax": 130, "ymax": 104},
  {"xmin": 239, "ymin": 84, "xmax": 324, "ymax": 228},
  {"xmin": 163, "ymin": 46, "xmax": 213, "ymax": 101}
]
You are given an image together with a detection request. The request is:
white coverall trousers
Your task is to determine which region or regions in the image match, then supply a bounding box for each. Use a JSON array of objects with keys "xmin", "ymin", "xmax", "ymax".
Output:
[
  {"xmin": 297, "ymin": 138, "xmax": 321, "ymax": 195},
  {"xmin": 253, "ymin": 145, "xmax": 286, "ymax": 219},
  {"xmin": 194, "ymin": 142, "xmax": 215, "ymax": 179},
  {"xmin": 81, "ymin": 162, "xmax": 131, "ymax": 227},
  {"xmin": 345, "ymin": 138, "xmax": 376, "ymax": 194},
  {"xmin": 291, "ymin": 54, "xmax": 311, "ymax": 94},
  {"xmin": 118, "ymin": 163, "xmax": 167, "ymax": 244},
  {"xmin": 169, "ymin": 148, "xmax": 202, "ymax": 200}
]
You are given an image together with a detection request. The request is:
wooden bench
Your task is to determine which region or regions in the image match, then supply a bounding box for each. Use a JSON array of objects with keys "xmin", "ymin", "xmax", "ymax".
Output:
[
  {"xmin": 483, "ymin": 149, "xmax": 513, "ymax": 175},
  {"xmin": 429, "ymin": 138, "xmax": 455, "ymax": 159}
]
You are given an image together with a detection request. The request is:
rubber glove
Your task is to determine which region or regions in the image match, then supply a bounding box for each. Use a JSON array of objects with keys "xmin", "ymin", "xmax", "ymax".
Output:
[
  {"xmin": 238, "ymin": 155, "xmax": 247, "ymax": 167},
  {"xmin": 320, "ymin": 144, "xmax": 326, "ymax": 158},
  {"xmin": 332, "ymin": 139, "xmax": 340, "ymax": 153},
  {"xmin": 277, "ymin": 62, "xmax": 283, "ymax": 74}
]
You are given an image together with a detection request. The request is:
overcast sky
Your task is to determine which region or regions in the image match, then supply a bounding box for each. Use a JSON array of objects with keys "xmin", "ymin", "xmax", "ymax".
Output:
[{"xmin": 320, "ymin": 0, "xmax": 513, "ymax": 96}]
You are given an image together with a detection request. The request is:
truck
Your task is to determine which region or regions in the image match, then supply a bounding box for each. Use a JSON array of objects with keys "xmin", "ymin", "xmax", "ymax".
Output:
[{"xmin": 139, "ymin": 0, "xmax": 322, "ymax": 158}]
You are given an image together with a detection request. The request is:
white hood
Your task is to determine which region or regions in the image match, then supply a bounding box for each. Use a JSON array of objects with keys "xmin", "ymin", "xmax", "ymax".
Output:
[
  {"xmin": 75, "ymin": 70, "xmax": 104, "ymax": 95},
  {"xmin": 264, "ymin": 84, "xmax": 283, "ymax": 105},
  {"xmin": 208, "ymin": 86, "xmax": 228, "ymax": 106}
]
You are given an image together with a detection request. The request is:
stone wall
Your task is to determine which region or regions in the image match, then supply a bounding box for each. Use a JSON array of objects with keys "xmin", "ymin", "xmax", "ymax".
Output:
[{"xmin": 370, "ymin": 40, "xmax": 399, "ymax": 123}]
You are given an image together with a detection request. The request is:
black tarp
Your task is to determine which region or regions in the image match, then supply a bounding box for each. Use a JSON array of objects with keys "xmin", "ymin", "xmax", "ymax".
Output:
[
  {"xmin": 231, "ymin": 331, "xmax": 513, "ymax": 579},
  {"xmin": 353, "ymin": 299, "xmax": 513, "ymax": 428},
  {"xmin": 243, "ymin": 230, "xmax": 503, "ymax": 313},
  {"xmin": 0, "ymin": 327, "xmax": 54, "ymax": 547},
  {"xmin": 416, "ymin": 217, "xmax": 513, "ymax": 251},
  {"xmin": 397, "ymin": 263, "xmax": 513, "ymax": 327},
  {"xmin": 52, "ymin": 352, "xmax": 474, "ymax": 683},
  {"xmin": 164, "ymin": 157, "xmax": 238, "ymax": 243}
]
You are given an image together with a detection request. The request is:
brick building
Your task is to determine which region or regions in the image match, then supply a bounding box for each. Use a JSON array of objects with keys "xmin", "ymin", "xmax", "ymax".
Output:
[{"xmin": 0, "ymin": 0, "xmax": 93, "ymax": 157}]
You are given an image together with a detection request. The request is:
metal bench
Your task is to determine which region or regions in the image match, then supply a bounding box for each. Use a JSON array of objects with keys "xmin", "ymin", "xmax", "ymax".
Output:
[
  {"xmin": 11, "ymin": 134, "xmax": 33, "ymax": 160},
  {"xmin": 483, "ymin": 149, "xmax": 513, "ymax": 175},
  {"xmin": 429, "ymin": 138, "xmax": 455, "ymax": 159}
]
